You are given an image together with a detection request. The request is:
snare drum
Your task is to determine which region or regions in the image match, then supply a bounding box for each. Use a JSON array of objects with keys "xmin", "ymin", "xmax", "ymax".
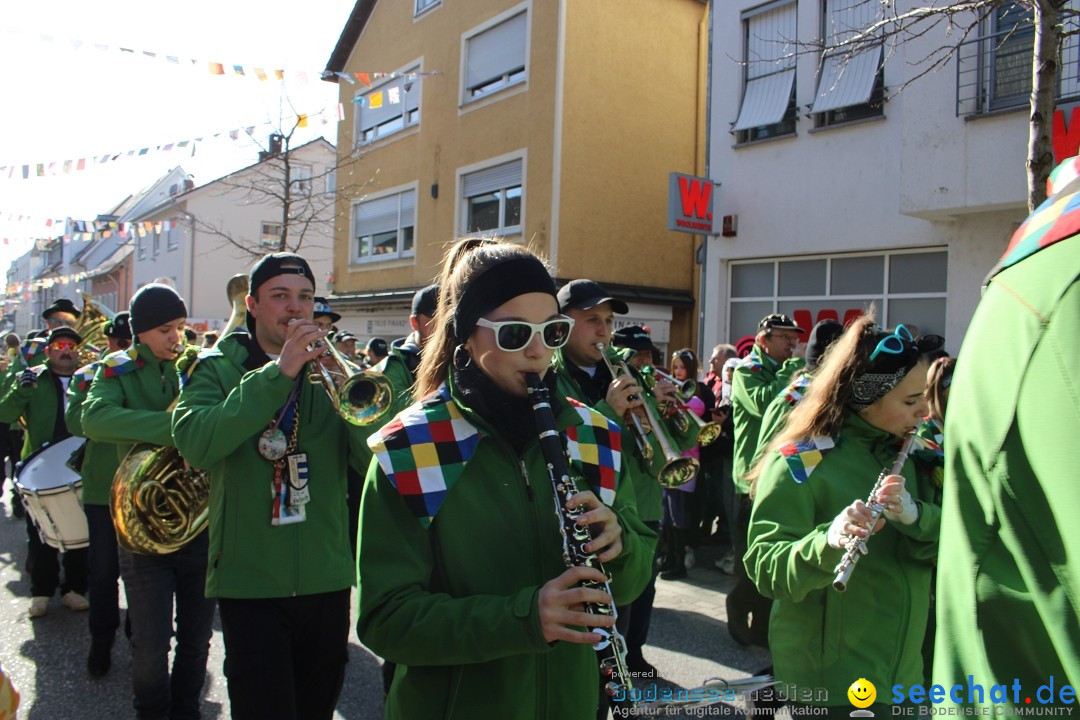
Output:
[{"xmin": 14, "ymin": 436, "xmax": 89, "ymax": 551}]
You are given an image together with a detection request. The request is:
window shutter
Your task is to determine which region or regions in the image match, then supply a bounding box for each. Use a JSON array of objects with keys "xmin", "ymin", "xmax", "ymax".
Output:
[
  {"xmin": 465, "ymin": 12, "xmax": 527, "ymax": 89},
  {"xmin": 462, "ymin": 159, "xmax": 522, "ymax": 198},
  {"xmin": 734, "ymin": 2, "xmax": 796, "ymax": 130},
  {"xmin": 354, "ymin": 195, "xmax": 402, "ymax": 237}
]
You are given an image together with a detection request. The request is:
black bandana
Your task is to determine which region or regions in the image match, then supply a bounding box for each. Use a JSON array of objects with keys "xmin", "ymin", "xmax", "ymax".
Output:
[
  {"xmin": 453, "ymin": 256, "xmax": 556, "ymax": 343},
  {"xmin": 849, "ymin": 366, "xmax": 912, "ymax": 411}
]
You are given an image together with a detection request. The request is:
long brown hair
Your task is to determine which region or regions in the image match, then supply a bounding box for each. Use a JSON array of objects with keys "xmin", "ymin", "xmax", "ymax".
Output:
[
  {"xmin": 925, "ymin": 356, "xmax": 955, "ymax": 422},
  {"xmin": 413, "ymin": 238, "xmax": 549, "ymax": 399},
  {"xmin": 746, "ymin": 312, "xmax": 881, "ymax": 495},
  {"xmin": 671, "ymin": 348, "xmax": 699, "ymax": 380}
]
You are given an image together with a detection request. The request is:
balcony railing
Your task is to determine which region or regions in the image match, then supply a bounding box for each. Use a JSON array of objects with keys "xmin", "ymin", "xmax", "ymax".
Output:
[{"xmin": 957, "ymin": 28, "xmax": 1080, "ymax": 117}]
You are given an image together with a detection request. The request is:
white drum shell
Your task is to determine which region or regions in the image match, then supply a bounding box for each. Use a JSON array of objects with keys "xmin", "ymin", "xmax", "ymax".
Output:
[{"xmin": 14, "ymin": 437, "xmax": 89, "ymax": 551}]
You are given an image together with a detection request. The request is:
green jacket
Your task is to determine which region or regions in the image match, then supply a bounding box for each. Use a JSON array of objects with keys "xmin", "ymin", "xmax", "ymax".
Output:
[
  {"xmin": 0, "ymin": 362, "xmax": 68, "ymax": 459},
  {"xmin": 376, "ymin": 341, "xmax": 421, "ymax": 417},
  {"xmin": 731, "ymin": 347, "xmax": 804, "ymax": 494},
  {"xmin": 755, "ymin": 372, "xmax": 812, "ymax": 465},
  {"xmin": 551, "ymin": 347, "xmax": 697, "ymax": 524},
  {"xmin": 172, "ymin": 332, "xmax": 370, "ymax": 599},
  {"xmin": 82, "ymin": 344, "xmax": 179, "ymax": 462},
  {"xmin": 357, "ymin": 376, "xmax": 656, "ymax": 720},
  {"xmin": 746, "ymin": 413, "xmax": 939, "ymax": 706},
  {"xmin": 65, "ymin": 361, "xmax": 121, "ymax": 506},
  {"xmin": 933, "ymin": 236, "xmax": 1080, "ymax": 704}
]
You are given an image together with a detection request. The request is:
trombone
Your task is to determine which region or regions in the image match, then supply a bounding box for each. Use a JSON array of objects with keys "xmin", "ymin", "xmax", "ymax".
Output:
[
  {"xmin": 307, "ymin": 338, "xmax": 394, "ymax": 427},
  {"xmin": 596, "ymin": 343, "xmax": 698, "ymax": 488},
  {"xmin": 640, "ymin": 366, "xmax": 722, "ymax": 447}
]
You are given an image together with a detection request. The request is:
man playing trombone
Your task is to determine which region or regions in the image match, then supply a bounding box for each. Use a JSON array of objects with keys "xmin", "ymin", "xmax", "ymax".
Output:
[
  {"xmin": 550, "ymin": 279, "xmax": 696, "ymax": 697},
  {"xmin": 172, "ymin": 253, "xmax": 372, "ymax": 720}
]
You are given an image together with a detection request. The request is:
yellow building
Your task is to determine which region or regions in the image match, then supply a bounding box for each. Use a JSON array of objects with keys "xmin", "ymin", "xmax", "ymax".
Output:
[{"xmin": 324, "ymin": 0, "xmax": 708, "ymax": 354}]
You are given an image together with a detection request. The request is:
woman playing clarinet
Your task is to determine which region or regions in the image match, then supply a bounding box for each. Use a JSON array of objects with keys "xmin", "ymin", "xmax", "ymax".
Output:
[
  {"xmin": 744, "ymin": 312, "xmax": 943, "ymax": 716},
  {"xmin": 356, "ymin": 239, "xmax": 655, "ymax": 719}
]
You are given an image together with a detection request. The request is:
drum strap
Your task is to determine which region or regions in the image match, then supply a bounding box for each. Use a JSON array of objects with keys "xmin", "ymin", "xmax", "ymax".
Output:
[{"xmin": 47, "ymin": 372, "xmax": 71, "ymax": 445}]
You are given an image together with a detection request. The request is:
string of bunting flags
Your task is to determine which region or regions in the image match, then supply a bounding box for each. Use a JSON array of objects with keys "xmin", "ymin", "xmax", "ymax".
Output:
[
  {"xmin": 0, "ymin": 107, "xmax": 344, "ymax": 181},
  {"xmin": 2, "ymin": 216, "xmax": 185, "ymax": 247},
  {"xmin": 6, "ymin": 25, "xmax": 440, "ymax": 88}
]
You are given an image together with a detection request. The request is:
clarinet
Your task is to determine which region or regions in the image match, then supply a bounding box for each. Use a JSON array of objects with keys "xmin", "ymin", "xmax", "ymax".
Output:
[
  {"xmin": 833, "ymin": 432, "xmax": 918, "ymax": 592},
  {"xmin": 524, "ymin": 372, "xmax": 632, "ymax": 701}
]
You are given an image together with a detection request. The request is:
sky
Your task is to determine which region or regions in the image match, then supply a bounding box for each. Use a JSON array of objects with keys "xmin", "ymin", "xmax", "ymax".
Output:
[{"xmin": 0, "ymin": 0, "xmax": 356, "ymax": 271}]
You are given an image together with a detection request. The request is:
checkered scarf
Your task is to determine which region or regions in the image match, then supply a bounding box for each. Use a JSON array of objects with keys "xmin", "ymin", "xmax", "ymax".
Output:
[
  {"xmin": 102, "ymin": 348, "xmax": 144, "ymax": 378},
  {"xmin": 564, "ymin": 398, "xmax": 621, "ymax": 506},
  {"xmin": 72, "ymin": 362, "xmax": 100, "ymax": 393},
  {"xmin": 779, "ymin": 436, "xmax": 836, "ymax": 484}
]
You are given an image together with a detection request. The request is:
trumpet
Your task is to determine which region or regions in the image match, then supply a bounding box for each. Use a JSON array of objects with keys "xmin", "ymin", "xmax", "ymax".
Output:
[
  {"xmin": 596, "ymin": 344, "xmax": 698, "ymax": 488},
  {"xmin": 640, "ymin": 366, "xmax": 722, "ymax": 447},
  {"xmin": 306, "ymin": 337, "xmax": 393, "ymax": 427}
]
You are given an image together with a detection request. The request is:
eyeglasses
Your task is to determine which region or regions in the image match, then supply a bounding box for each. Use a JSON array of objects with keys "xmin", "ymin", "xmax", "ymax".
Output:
[
  {"xmin": 48, "ymin": 340, "xmax": 77, "ymax": 351},
  {"xmin": 868, "ymin": 324, "xmax": 914, "ymax": 362},
  {"xmin": 474, "ymin": 317, "xmax": 575, "ymax": 352}
]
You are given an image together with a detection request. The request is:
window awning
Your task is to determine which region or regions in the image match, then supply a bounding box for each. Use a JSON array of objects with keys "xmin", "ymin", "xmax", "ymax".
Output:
[
  {"xmin": 733, "ymin": 69, "xmax": 795, "ymax": 131},
  {"xmin": 811, "ymin": 46, "xmax": 881, "ymax": 114}
]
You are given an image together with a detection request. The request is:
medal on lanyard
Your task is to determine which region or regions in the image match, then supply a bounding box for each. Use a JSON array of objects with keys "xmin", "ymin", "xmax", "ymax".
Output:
[{"xmin": 258, "ymin": 426, "xmax": 288, "ymax": 461}]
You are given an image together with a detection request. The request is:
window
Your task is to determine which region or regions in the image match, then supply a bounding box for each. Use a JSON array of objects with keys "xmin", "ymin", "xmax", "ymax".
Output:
[
  {"xmin": 152, "ymin": 230, "xmax": 160, "ymax": 256},
  {"xmin": 261, "ymin": 223, "xmax": 282, "ymax": 248},
  {"xmin": 289, "ymin": 165, "xmax": 312, "ymax": 196},
  {"xmin": 461, "ymin": 159, "xmax": 522, "ymax": 235},
  {"xmin": 734, "ymin": 1, "xmax": 797, "ymax": 143},
  {"xmin": 463, "ymin": 9, "xmax": 527, "ymax": 103},
  {"xmin": 812, "ymin": 0, "xmax": 884, "ymax": 126},
  {"xmin": 415, "ymin": 0, "xmax": 440, "ymax": 16},
  {"xmin": 355, "ymin": 69, "xmax": 421, "ymax": 145},
  {"xmin": 325, "ymin": 170, "xmax": 336, "ymax": 195},
  {"xmin": 137, "ymin": 235, "xmax": 146, "ymax": 260},
  {"xmin": 352, "ymin": 188, "xmax": 416, "ymax": 263},
  {"xmin": 728, "ymin": 250, "xmax": 948, "ymax": 345},
  {"xmin": 167, "ymin": 222, "xmax": 179, "ymax": 251}
]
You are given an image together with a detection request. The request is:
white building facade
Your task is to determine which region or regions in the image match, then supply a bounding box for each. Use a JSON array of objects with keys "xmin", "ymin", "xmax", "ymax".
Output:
[{"xmin": 703, "ymin": 0, "xmax": 1072, "ymax": 355}]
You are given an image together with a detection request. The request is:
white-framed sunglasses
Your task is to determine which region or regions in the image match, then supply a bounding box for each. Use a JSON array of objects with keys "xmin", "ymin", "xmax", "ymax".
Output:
[{"xmin": 474, "ymin": 316, "xmax": 575, "ymax": 352}]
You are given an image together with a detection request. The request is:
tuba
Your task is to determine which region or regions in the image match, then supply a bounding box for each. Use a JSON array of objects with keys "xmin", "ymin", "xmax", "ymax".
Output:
[
  {"xmin": 111, "ymin": 274, "xmax": 248, "ymax": 555},
  {"xmin": 306, "ymin": 337, "xmax": 394, "ymax": 426},
  {"xmin": 73, "ymin": 291, "xmax": 116, "ymax": 365}
]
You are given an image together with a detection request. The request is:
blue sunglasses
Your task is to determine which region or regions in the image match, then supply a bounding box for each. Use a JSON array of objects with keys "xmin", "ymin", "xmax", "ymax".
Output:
[{"xmin": 868, "ymin": 324, "xmax": 914, "ymax": 362}]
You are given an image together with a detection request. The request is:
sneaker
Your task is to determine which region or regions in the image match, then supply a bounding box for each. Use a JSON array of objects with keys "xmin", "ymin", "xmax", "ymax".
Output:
[
  {"xmin": 28, "ymin": 596, "xmax": 49, "ymax": 618},
  {"xmin": 61, "ymin": 591, "xmax": 90, "ymax": 612},
  {"xmin": 684, "ymin": 547, "xmax": 696, "ymax": 570},
  {"xmin": 87, "ymin": 641, "xmax": 112, "ymax": 677},
  {"xmin": 714, "ymin": 554, "xmax": 735, "ymax": 575}
]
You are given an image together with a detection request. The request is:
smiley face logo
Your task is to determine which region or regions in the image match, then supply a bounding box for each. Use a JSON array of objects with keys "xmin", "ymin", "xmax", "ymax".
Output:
[{"xmin": 848, "ymin": 678, "xmax": 876, "ymax": 708}]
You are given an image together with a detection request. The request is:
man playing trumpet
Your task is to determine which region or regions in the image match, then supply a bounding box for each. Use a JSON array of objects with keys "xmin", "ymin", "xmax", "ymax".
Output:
[
  {"xmin": 172, "ymin": 253, "xmax": 372, "ymax": 720},
  {"xmin": 81, "ymin": 284, "xmax": 215, "ymax": 720}
]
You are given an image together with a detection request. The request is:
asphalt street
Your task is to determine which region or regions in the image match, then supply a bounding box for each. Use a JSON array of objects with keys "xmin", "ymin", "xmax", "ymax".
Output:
[{"xmin": 0, "ymin": 481, "xmax": 775, "ymax": 719}]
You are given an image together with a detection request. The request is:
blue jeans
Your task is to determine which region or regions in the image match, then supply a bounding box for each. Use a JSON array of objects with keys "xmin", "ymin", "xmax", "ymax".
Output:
[
  {"xmin": 85, "ymin": 504, "xmax": 121, "ymax": 645},
  {"xmin": 119, "ymin": 530, "xmax": 216, "ymax": 720}
]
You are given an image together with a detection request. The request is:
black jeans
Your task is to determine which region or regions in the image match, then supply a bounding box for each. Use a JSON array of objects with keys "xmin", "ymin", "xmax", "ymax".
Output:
[
  {"xmin": 726, "ymin": 492, "xmax": 771, "ymax": 646},
  {"xmin": 218, "ymin": 589, "xmax": 350, "ymax": 720},
  {"xmin": 85, "ymin": 503, "xmax": 121, "ymax": 645},
  {"xmin": 25, "ymin": 512, "xmax": 88, "ymax": 597},
  {"xmin": 119, "ymin": 530, "xmax": 215, "ymax": 720}
]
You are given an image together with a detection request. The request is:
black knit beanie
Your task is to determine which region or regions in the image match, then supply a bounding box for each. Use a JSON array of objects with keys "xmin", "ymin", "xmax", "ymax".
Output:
[{"xmin": 129, "ymin": 284, "xmax": 188, "ymax": 336}]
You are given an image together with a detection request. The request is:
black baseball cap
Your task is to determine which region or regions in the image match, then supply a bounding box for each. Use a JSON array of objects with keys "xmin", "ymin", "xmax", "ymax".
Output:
[
  {"xmin": 42, "ymin": 298, "xmax": 81, "ymax": 321},
  {"xmin": 365, "ymin": 337, "xmax": 388, "ymax": 355},
  {"xmin": 248, "ymin": 253, "xmax": 316, "ymax": 297},
  {"xmin": 104, "ymin": 312, "xmax": 132, "ymax": 340},
  {"xmin": 46, "ymin": 327, "xmax": 82, "ymax": 346},
  {"xmin": 612, "ymin": 325, "xmax": 654, "ymax": 352},
  {"xmin": 805, "ymin": 319, "xmax": 843, "ymax": 370},
  {"xmin": 758, "ymin": 313, "xmax": 806, "ymax": 334},
  {"xmin": 411, "ymin": 284, "xmax": 440, "ymax": 318},
  {"xmin": 313, "ymin": 296, "xmax": 341, "ymax": 323},
  {"xmin": 335, "ymin": 331, "xmax": 357, "ymax": 343},
  {"xmin": 556, "ymin": 279, "xmax": 629, "ymax": 315}
]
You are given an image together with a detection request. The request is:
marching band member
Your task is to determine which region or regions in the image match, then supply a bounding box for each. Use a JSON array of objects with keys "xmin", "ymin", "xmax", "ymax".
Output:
[
  {"xmin": 0, "ymin": 327, "xmax": 89, "ymax": 619},
  {"xmin": 380, "ymin": 283, "xmax": 439, "ymax": 414},
  {"xmin": 745, "ymin": 315, "xmax": 942, "ymax": 715},
  {"xmin": 82, "ymin": 285, "xmax": 215, "ymax": 720},
  {"xmin": 172, "ymin": 253, "xmax": 370, "ymax": 720},
  {"xmin": 66, "ymin": 311, "xmax": 133, "ymax": 677},
  {"xmin": 357, "ymin": 240, "xmax": 654, "ymax": 718},
  {"xmin": 312, "ymin": 296, "xmax": 341, "ymax": 332},
  {"xmin": 728, "ymin": 313, "xmax": 805, "ymax": 648}
]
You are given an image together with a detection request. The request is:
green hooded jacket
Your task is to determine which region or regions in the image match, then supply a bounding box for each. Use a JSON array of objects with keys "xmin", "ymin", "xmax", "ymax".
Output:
[
  {"xmin": 357, "ymin": 374, "xmax": 656, "ymax": 719},
  {"xmin": 932, "ymin": 236, "xmax": 1080, "ymax": 705},
  {"xmin": 746, "ymin": 413, "xmax": 939, "ymax": 707},
  {"xmin": 731, "ymin": 347, "xmax": 804, "ymax": 494},
  {"xmin": 550, "ymin": 346, "xmax": 698, "ymax": 524},
  {"xmin": 65, "ymin": 360, "xmax": 121, "ymax": 506},
  {"xmin": 375, "ymin": 341, "xmax": 421, "ymax": 417},
  {"xmin": 172, "ymin": 332, "xmax": 370, "ymax": 599},
  {"xmin": 0, "ymin": 361, "xmax": 68, "ymax": 459}
]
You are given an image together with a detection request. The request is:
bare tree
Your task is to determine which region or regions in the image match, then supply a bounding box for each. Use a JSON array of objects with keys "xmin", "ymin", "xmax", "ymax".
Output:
[
  {"xmin": 188, "ymin": 113, "xmax": 374, "ymax": 259},
  {"xmin": 801, "ymin": 0, "xmax": 1078, "ymax": 210}
]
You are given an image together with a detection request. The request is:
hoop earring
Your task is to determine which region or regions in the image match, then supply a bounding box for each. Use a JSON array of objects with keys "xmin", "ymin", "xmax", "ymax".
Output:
[{"xmin": 453, "ymin": 344, "xmax": 473, "ymax": 370}]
